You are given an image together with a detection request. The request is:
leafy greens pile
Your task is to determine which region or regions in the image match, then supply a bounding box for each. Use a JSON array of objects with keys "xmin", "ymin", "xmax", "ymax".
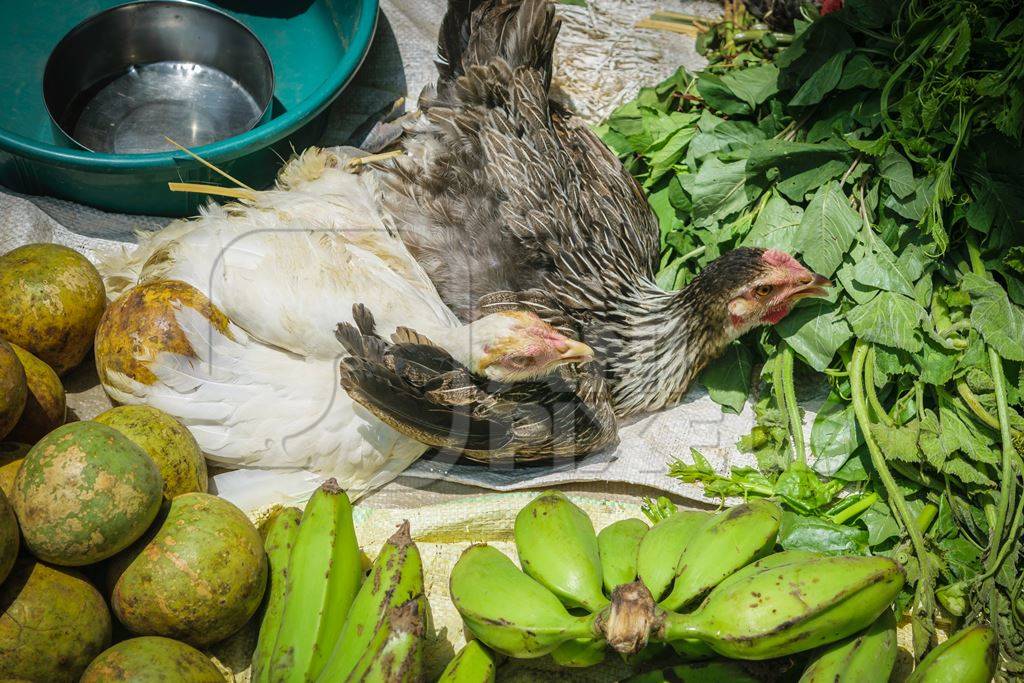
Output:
[{"xmin": 598, "ymin": 0, "xmax": 1024, "ymax": 673}]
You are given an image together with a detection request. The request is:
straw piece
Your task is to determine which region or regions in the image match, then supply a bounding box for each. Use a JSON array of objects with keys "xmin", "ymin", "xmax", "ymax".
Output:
[
  {"xmin": 635, "ymin": 19, "xmax": 701, "ymax": 36},
  {"xmin": 649, "ymin": 10, "xmax": 705, "ymax": 23},
  {"xmin": 163, "ymin": 136, "xmax": 256, "ymax": 192},
  {"xmin": 346, "ymin": 150, "xmax": 405, "ymax": 168},
  {"xmin": 167, "ymin": 182, "xmax": 257, "ymax": 200}
]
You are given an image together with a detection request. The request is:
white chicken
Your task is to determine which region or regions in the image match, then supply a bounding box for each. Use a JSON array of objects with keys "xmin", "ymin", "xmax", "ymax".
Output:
[{"xmin": 96, "ymin": 148, "xmax": 592, "ymax": 508}]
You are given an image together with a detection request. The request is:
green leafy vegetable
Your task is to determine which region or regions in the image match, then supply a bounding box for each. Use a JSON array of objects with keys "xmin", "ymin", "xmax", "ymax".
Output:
[{"xmin": 602, "ymin": 0, "xmax": 1024, "ymax": 672}]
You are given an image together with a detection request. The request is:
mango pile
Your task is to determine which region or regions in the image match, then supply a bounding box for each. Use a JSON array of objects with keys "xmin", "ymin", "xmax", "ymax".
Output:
[
  {"xmin": 0, "ymin": 416, "xmax": 254, "ymax": 681},
  {"xmin": 448, "ymin": 492, "xmax": 999, "ymax": 682}
]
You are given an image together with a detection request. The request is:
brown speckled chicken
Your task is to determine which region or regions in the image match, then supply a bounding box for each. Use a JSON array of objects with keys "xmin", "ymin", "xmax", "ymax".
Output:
[{"xmin": 338, "ymin": 0, "xmax": 829, "ymax": 459}]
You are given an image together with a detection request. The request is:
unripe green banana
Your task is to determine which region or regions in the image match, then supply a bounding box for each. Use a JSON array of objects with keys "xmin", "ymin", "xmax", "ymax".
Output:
[
  {"xmin": 659, "ymin": 499, "xmax": 782, "ymax": 612},
  {"xmin": 449, "ymin": 544, "xmax": 597, "ymax": 658},
  {"xmin": 597, "ymin": 518, "xmax": 647, "ymax": 595},
  {"xmin": 251, "ymin": 506, "xmax": 302, "ymax": 683},
  {"xmin": 343, "ymin": 598, "xmax": 425, "ymax": 682},
  {"xmin": 437, "ymin": 641, "xmax": 496, "ymax": 683},
  {"xmin": 636, "ymin": 510, "xmax": 709, "ymax": 601},
  {"xmin": 799, "ymin": 608, "xmax": 897, "ymax": 682},
  {"xmin": 711, "ymin": 549, "xmax": 819, "ymax": 595},
  {"xmin": 624, "ymin": 661, "xmax": 761, "ymax": 683},
  {"xmin": 318, "ymin": 521, "xmax": 424, "ymax": 681},
  {"xmin": 906, "ymin": 624, "xmax": 998, "ymax": 683},
  {"xmin": 658, "ymin": 555, "xmax": 905, "ymax": 659},
  {"xmin": 514, "ymin": 491, "xmax": 607, "ymax": 612},
  {"xmin": 550, "ymin": 638, "xmax": 606, "ymax": 667},
  {"xmin": 269, "ymin": 480, "xmax": 362, "ymax": 682}
]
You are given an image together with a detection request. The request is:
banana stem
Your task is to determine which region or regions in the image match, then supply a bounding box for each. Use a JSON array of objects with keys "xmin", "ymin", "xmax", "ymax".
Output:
[
  {"xmin": 779, "ymin": 343, "xmax": 806, "ymax": 463},
  {"xmin": 657, "ymin": 610, "xmax": 701, "ymax": 643},
  {"xmin": 851, "ymin": 340, "xmax": 934, "ymax": 654},
  {"xmin": 597, "ymin": 581, "xmax": 657, "ymax": 655}
]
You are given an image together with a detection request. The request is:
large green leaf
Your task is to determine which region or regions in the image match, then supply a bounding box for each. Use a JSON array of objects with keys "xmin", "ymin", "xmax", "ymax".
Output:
[
  {"xmin": 646, "ymin": 126, "xmax": 697, "ymax": 187},
  {"xmin": 837, "ymin": 53, "xmax": 888, "ymax": 90},
  {"xmin": 811, "ymin": 390, "xmax": 863, "ymax": 476},
  {"xmin": 719, "ymin": 63, "xmax": 780, "ymax": 109},
  {"xmin": 846, "ymin": 291, "xmax": 926, "ymax": 352},
  {"xmin": 700, "ymin": 342, "xmax": 754, "ymax": 414},
  {"xmin": 746, "ymin": 140, "xmax": 853, "ymax": 202},
  {"xmin": 777, "ymin": 299, "xmax": 852, "ymax": 372},
  {"xmin": 790, "ymin": 50, "xmax": 850, "ymax": 106},
  {"xmin": 696, "ymin": 72, "xmax": 752, "ymax": 116},
  {"xmin": 962, "ymin": 273, "xmax": 1024, "ymax": 361},
  {"xmin": 688, "ymin": 120, "xmax": 766, "ymax": 163},
  {"xmin": 743, "ymin": 192, "xmax": 804, "ymax": 252},
  {"xmin": 852, "ymin": 239, "xmax": 917, "ymax": 298},
  {"xmin": 778, "ymin": 512, "xmax": 870, "ymax": 556},
  {"xmin": 680, "ymin": 157, "xmax": 752, "ymax": 222},
  {"xmin": 795, "ymin": 181, "xmax": 861, "ymax": 276},
  {"xmin": 879, "ymin": 148, "xmax": 915, "ymax": 198}
]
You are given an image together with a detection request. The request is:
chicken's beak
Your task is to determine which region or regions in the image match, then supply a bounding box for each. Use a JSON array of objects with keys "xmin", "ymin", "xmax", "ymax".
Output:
[
  {"xmin": 791, "ymin": 273, "xmax": 832, "ymax": 300},
  {"xmin": 558, "ymin": 339, "xmax": 595, "ymax": 365}
]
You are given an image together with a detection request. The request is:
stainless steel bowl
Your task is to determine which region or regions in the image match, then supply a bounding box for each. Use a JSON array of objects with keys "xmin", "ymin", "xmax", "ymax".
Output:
[{"xmin": 43, "ymin": 1, "xmax": 274, "ymax": 154}]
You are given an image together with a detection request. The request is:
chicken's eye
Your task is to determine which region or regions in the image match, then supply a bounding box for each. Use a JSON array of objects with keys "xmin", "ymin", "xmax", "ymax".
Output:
[
  {"xmin": 754, "ymin": 284, "xmax": 774, "ymax": 298},
  {"xmin": 504, "ymin": 354, "xmax": 531, "ymax": 369}
]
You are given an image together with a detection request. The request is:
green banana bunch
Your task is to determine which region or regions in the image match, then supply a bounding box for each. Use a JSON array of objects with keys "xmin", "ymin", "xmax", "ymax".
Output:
[
  {"xmin": 550, "ymin": 638, "xmax": 606, "ymax": 667},
  {"xmin": 799, "ymin": 609, "xmax": 898, "ymax": 682},
  {"xmin": 597, "ymin": 518, "xmax": 647, "ymax": 594},
  {"xmin": 659, "ymin": 499, "xmax": 782, "ymax": 612},
  {"xmin": 906, "ymin": 624, "xmax": 998, "ymax": 683},
  {"xmin": 437, "ymin": 641, "xmax": 496, "ymax": 683},
  {"xmin": 449, "ymin": 544, "xmax": 597, "ymax": 658},
  {"xmin": 268, "ymin": 480, "xmax": 363, "ymax": 682},
  {"xmin": 624, "ymin": 661, "xmax": 761, "ymax": 683},
  {"xmin": 657, "ymin": 554, "xmax": 905, "ymax": 659},
  {"xmin": 636, "ymin": 510, "xmax": 709, "ymax": 601},
  {"xmin": 252, "ymin": 506, "xmax": 302, "ymax": 683},
  {"xmin": 342, "ymin": 598, "xmax": 425, "ymax": 682},
  {"xmin": 318, "ymin": 521, "xmax": 424, "ymax": 681},
  {"xmin": 514, "ymin": 491, "xmax": 607, "ymax": 612}
]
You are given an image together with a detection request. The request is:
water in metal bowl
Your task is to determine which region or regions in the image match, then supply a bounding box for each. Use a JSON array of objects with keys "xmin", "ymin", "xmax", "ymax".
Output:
[{"xmin": 45, "ymin": 1, "xmax": 274, "ymax": 154}]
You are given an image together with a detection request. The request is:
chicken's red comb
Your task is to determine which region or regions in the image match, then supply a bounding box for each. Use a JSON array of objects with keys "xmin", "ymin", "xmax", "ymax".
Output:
[{"xmin": 763, "ymin": 248, "xmax": 805, "ymax": 271}]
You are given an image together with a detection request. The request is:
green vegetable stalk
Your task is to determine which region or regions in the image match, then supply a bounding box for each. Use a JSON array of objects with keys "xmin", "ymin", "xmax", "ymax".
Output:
[{"xmin": 851, "ymin": 340, "xmax": 935, "ymax": 656}]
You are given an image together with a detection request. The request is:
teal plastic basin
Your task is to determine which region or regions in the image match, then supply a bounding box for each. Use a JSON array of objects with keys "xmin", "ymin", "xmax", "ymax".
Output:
[{"xmin": 0, "ymin": 0, "xmax": 378, "ymax": 216}]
